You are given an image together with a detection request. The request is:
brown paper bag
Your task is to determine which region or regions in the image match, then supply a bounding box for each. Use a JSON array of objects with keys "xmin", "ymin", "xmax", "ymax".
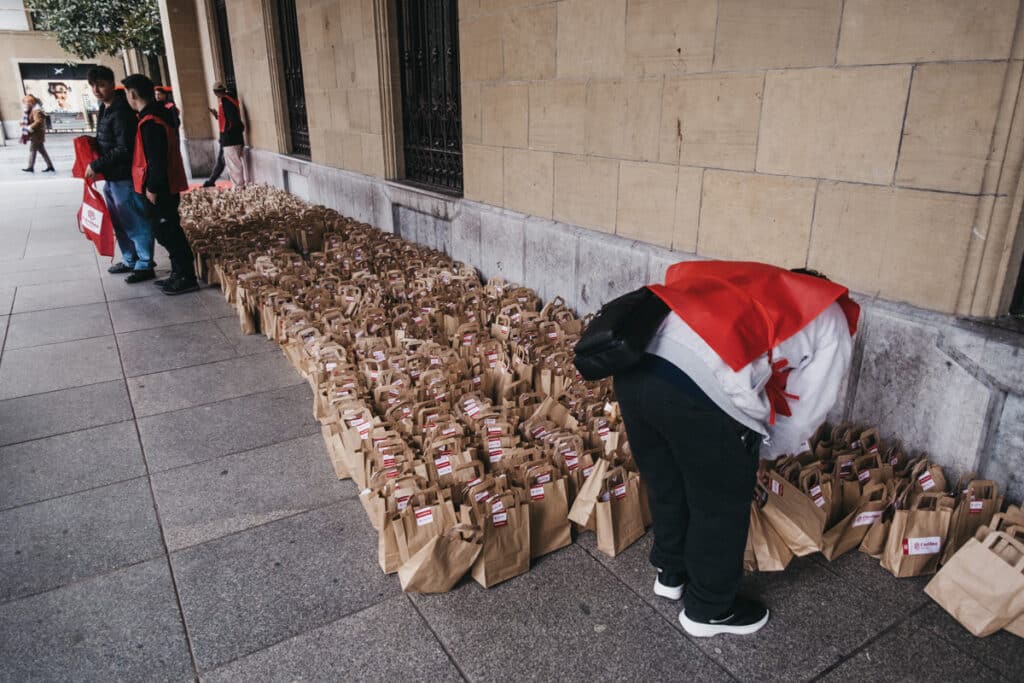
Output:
[
  {"xmin": 821, "ymin": 483, "xmax": 889, "ymax": 561},
  {"xmin": 462, "ymin": 489, "xmax": 531, "ymax": 588},
  {"xmin": 747, "ymin": 486, "xmax": 794, "ymax": 572},
  {"xmin": 398, "ymin": 524, "xmax": 483, "ymax": 593},
  {"xmin": 881, "ymin": 492, "xmax": 954, "ymax": 577},
  {"xmin": 941, "ymin": 479, "xmax": 1001, "ymax": 564},
  {"xmin": 925, "ymin": 531, "xmax": 1024, "ymax": 637},
  {"xmin": 567, "ymin": 455, "xmax": 610, "ymax": 527},
  {"xmin": 523, "ymin": 466, "xmax": 572, "ymax": 559},
  {"xmin": 760, "ymin": 471, "xmax": 827, "ymax": 556},
  {"xmin": 595, "ymin": 468, "xmax": 646, "ymax": 557}
]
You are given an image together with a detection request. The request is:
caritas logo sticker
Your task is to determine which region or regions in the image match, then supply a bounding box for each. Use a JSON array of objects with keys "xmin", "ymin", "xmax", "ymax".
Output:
[
  {"xmin": 902, "ymin": 536, "xmax": 942, "ymax": 556},
  {"xmin": 80, "ymin": 205, "xmax": 103, "ymax": 234}
]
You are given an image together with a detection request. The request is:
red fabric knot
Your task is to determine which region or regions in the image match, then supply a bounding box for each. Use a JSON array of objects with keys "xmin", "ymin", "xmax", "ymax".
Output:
[{"xmin": 765, "ymin": 356, "xmax": 799, "ymax": 426}]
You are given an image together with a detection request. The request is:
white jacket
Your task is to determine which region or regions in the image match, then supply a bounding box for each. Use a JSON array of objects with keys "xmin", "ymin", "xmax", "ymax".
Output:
[{"xmin": 646, "ymin": 302, "xmax": 853, "ymax": 459}]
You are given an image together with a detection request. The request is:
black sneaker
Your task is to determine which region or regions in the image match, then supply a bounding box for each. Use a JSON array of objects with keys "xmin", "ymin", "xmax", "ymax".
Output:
[
  {"xmin": 153, "ymin": 275, "xmax": 177, "ymax": 288},
  {"xmin": 108, "ymin": 262, "xmax": 132, "ymax": 274},
  {"xmin": 162, "ymin": 276, "xmax": 200, "ymax": 295},
  {"xmin": 678, "ymin": 597, "xmax": 769, "ymax": 637},
  {"xmin": 125, "ymin": 269, "xmax": 156, "ymax": 284},
  {"xmin": 42, "ymin": 167, "xmax": 56, "ymax": 173},
  {"xmin": 654, "ymin": 569, "xmax": 686, "ymax": 601},
  {"xmin": 21, "ymin": 168, "xmax": 34, "ymax": 173}
]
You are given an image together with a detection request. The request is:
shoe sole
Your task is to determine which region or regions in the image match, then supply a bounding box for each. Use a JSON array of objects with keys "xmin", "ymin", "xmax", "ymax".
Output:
[
  {"xmin": 163, "ymin": 285, "xmax": 201, "ymax": 296},
  {"xmin": 678, "ymin": 608, "xmax": 770, "ymax": 637},
  {"xmin": 653, "ymin": 578, "xmax": 684, "ymax": 601}
]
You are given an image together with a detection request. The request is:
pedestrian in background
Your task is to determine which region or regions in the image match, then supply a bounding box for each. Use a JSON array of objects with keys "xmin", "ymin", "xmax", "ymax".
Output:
[
  {"xmin": 155, "ymin": 86, "xmax": 181, "ymax": 129},
  {"xmin": 20, "ymin": 95, "xmax": 55, "ymax": 173},
  {"xmin": 86, "ymin": 66, "xmax": 156, "ymax": 282},
  {"xmin": 204, "ymin": 81, "xmax": 247, "ymax": 187},
  {"xmin": 121, "ymin": 74, "xmax": 200, "ymax": 295}
]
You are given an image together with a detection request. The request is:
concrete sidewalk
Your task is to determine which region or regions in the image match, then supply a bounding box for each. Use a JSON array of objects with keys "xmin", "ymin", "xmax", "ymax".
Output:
[{"xmin": 0, "ymin": 136, "xmax": 1019, "ymax": 682}]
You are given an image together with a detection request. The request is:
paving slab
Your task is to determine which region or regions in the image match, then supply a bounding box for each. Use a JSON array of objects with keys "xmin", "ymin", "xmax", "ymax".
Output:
[
  {"xmin": 127, "ymin": 351, "xmax": 305, "ymax": 417},
  {"xmin": 109, "ymin": 291, "xmax": 217, "ymax": 333},
  {"xmin": 0, "ymin": 250, "xmax": 97, "ymax": 274},
  {"xmin": 11, "ymin": 277, "xmax": 105, "ymax": 313},
  {"xmin": 23, "ymin": 235, "xmax": 98, "ymax": 259},
  {"xmin": 117, "ymin": 319, "xmax": 238, "ymax": 377},
  {"xmin": 214, "ymin": 315, "xmax": 278, "ymax": 356},
  {"xmin": 814, "ymin": 549, "xmax": 932, "ymax": 614},
  {"xmin": 913, "ymin": 603, "xmax": 1023, "ymax": 680},
  {"xmin": 0, "ymin": 478, "xmax": 164, "ymax": 601},
  {"xmin": 0, "ymin": 420, "xmax": 146, "ymax": 510},
  {"xmin": 410, "ymin": 545, "xmax": 731, "ymax": 682},
  {"xmin": 0, "ymin": 287, "xmax": 14, "ymax": 314},
  {"xmin": 0, "ymin": 315, "xmax": 7, "ymax": 350},
  {"xmin": 137, "ymin": 383, "xmax": 319, "ymax": 472},
  {"xmin": 0, "ymin": 558, "xmax": 194, "ymax": 682},
  {"xmin": 0, "ymin": 264, "xmax": 99, "ymax": 289},
  {"xmin": 0, "ymin": 380, "xmax": 133, "ymax": 446},
  {"xmin": 0, "ymin": 334, "xmax": 122, "ymax": 400},
  {"xmin": 4, "ymin": 302, "xmax": 113, "ymax": 349},
  {"xmin": 101, "ymin": 269, "xmax": 175, "ymax": 301},
  {"xmin": 196, "ymin": 286, "xmax": 235, "ymax": 316},
  {"xmin": 151, "ymin": 434, "xmax": 350, "ymax": 550},
  {"xmin": 818, "ymin": 618, "xmax": 1006, "ymax": 682},
  {"xmin": 201, "ymin": 595, "xmax": 461, "ymax": 683},
  {"xmin": 171, "ymin": 500, "xmax": 401, "ymax": 671}
]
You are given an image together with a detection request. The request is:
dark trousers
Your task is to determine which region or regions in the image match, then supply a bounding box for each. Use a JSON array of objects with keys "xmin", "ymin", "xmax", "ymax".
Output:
[
  {"xmin": 206, "ymin": 145, "xmax": 225, "ymax": 184},
  {"xmin": 614, "ymin": 355, "xmax": 759, "ymax": 620},
  {"xmin": 146, "ymin": 193, "xmax": 196, "ymax": 279}
]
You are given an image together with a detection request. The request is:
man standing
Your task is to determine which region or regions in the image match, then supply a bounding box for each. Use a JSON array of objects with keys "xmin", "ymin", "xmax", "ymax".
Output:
[
  {"xmin": 121, "ymin": 74, "xmax": 200, "ymax": 295},
  {"xmin": 204, "ymin": 81, "xmax": 246, "ymax": 187},
  {"xmin": 86, "ymin": 66, "xmax": 154, "ymax": 282}
]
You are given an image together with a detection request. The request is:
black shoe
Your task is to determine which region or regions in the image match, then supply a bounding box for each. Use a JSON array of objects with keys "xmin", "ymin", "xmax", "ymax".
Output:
[
  {"xmin": 153, "ymin": 276, "xmax": 174, "ymax": 288},
  {"xmin": 108, "ymin": 262, "xmax": 132, "ymax": 274},
  {"xmin": 162, "ymin": 276, "xmax": 200, "ymax": 295},
  {"xmin": 42, "ymin": 167, "xmax": 55, "ymax": 173},
  {"xmin": 125, "ymin": 269, "xmax": 156, "ymax": 284},
  {"xmin": 202, "ymin": 180, "xmax": 216, "ymax": 188},
  {"xmin": 654, "ymin": 569, "xmax": 686, "ymax": 601},
  {"xmin": 21, "ymin": 168, "xmax": 33, "ymax": 173},
  {"xmin": 678, "ymin": 597, "xmax": 770, "ymax": 637}
]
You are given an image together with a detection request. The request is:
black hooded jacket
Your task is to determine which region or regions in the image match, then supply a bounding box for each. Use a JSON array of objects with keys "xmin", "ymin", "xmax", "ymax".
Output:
[{"xmin": 90, "ymin": 92, "xmax": 137, "ymax": 181}]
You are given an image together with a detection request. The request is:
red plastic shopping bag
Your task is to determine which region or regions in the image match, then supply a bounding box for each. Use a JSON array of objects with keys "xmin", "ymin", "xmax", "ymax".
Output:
[
  {"xmin": 77, "ymin": 181, "xmax": 115, "ymax": 257},
  {"xmin": 72, "ymin": 136, "xmax": 101, "ymax": 179}
]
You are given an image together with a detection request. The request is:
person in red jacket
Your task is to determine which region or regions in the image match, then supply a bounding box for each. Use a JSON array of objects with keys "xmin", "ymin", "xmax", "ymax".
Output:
[
  {"xmin": 615, "ymin": 261, "xmax": 860, "ymax": 637},
  {"xmin": 121, "ymin": 74, "xmax": 199, "ymax": 295},
  {"xmin": 204, "ymin": 81, "xmax": 247, "ymax": 187}
]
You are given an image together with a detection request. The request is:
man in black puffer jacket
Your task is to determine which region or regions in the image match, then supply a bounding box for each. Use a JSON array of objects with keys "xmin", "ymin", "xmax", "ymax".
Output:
[{"xmin": 86, "ymin": 66, "xmax": 155, "ymax": 282}]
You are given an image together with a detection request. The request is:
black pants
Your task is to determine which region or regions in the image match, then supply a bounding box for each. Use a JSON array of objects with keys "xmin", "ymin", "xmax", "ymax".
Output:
[
  {"xmin": 615, "ymin": 355, "xmax": 759, "ymax": 620},
  {"xmin": 206, "ymin": 145, "xmax": 225, "ymax": 184},
  {"xmin": 147, "ymin": 194, "xmax": 195, "ymax": 279}
]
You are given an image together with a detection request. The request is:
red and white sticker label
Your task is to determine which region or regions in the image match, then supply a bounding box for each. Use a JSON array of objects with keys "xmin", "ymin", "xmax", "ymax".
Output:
[
  {"xmin": 415, "ymin": 508, "xmax": 434, "ymax": 527},
  {"xmin": 612, "ymin": 483, "xmax": 627, "ymax": 500},
  {"xmin": 385, "ymin": 468, "xmax": 399, "ymax": 479},
  {"xmin": 582, "ymin": 464, "xmax": 594, "ymax": 478},
  {"xmin": 809, "ymin": 485, "xmax": 826, "ymax": 508},
  {"xmin": 492, "ymin": 511, "xmax": 508, "ymax": 527},
  {"xmin": 382, "ymin": 453, "xmax": 396, "ymax": 468},
  {"xmin": 474, "ymin": 490, "xmax": 490, "ymax": 503},
  {"xmin": 466, "ymin": 477, "xmax": 483, "ymax": 488},
  {"xmin": 852, "ymin": 511, "xmax": 883, "ymax": 528},
  {"xmin": 396, "ymin": 495, "xmax": 411, "ymax": 511},
  {"xmin": 488, "ymin": 450, "xmax": 503, "ymax": 464},
  {"xmin": 530, "ymin": 485, "xmax": 545, "ymax": 501},
  {"xmin": 918, "ymin": 472, "xmax": 936, "ymax": 491},
  {"xmin": 434, "ymin": 455, "xmax": 452, "ymax": 476},
  {"xmin": 535, "ymin": 473, "xmax": 552, "ymax": 485},
  {"xmin": 565, "ymin": 456, "xmax": 579, "ymax": 472},
  {"xmin": 770, "ymin": 479, "xmax": 783, "ymax": 496},
  {"xmin": 969, "ymin": 500, "xmax": 985, "ymax": 513},
  {"xmin": 902, "ymin": 536, "xmax": 941, "ymax": 556},
  {"xmin": 491, "ymin": 500, "xmax": 505, "ymax": 514},
  {"xmin": 488, "ymin": 439, "xmax": 502, "ymax": 452},
  {"xmin": 858, "ymin": 469, "xmax": 872, "ymax": 483}
]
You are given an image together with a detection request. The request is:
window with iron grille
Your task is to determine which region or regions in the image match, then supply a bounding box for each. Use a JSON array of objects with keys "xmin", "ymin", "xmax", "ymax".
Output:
[
  {"xmin": 395, "ymin": 0, "xmax": 463, "ymax": 194},
  {"xmin": 213, "ymin": 0, "xmax": 236, "ymax": 92},
  {"xmin": 276, "ymin": 0, "xmax": 309, "ymax": 157}
]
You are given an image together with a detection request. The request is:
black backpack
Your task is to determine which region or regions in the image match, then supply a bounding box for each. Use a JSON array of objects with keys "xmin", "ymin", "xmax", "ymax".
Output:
[{"xmin": 572, "ymin": 287, "xmax": 670, "ymax": 381}]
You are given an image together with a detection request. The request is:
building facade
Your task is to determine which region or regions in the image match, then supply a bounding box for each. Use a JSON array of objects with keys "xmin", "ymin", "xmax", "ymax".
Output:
[
  {"xmin": 0, "ymin": 1, "xmax": 126, "ymax": 139},
  {"xmin": 159, "ymin": 0, "xmax": 1024, "ymax": 501}
]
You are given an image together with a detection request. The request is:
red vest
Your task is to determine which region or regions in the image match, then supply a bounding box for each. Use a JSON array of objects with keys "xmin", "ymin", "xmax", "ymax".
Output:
[
  {"xmin": 648, "ymin": 261, "xmax": 860, "ymax": 372},
  {"xmin": 132, "ymin": 113, "xmax": 189, "ymax": 195},
  {"xmin": 217, "ymin": 94, "xmax": 239, "ymax": 133}
]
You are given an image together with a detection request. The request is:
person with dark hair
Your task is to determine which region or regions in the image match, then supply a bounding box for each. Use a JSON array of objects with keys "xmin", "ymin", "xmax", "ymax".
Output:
[
  {"xmin": 204, "ymin": 81, "xmax": 246, "ymax": 187},
  {"xmin": 155, "ymin": 86, "xmax": 180, "ymax": 129},
  {"xmin": 121, "ymin": 73, "xmax": 199, "ymax": 295},
  {"xmin": 87, "ymin": 65, "xmax": 155, "ymax": 281},
  {"xmin": 612, "ymin": 261, "xmax": 860, "ymax": 637},
  {"xmin": 20, "ymin": 95, "xmax": 54, "ymax": 173}
]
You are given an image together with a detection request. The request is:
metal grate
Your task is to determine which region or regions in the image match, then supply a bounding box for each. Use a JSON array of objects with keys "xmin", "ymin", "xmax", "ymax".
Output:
[
  {"xmin": 395, "ymin": 0, "xmax": 463, "ymax": 194},
  {"xmin": 213, "ymin": 0, "xmax": 236, "ymax": 93},
  {"xmin": 276, "ymin": 0, "xmax": 310, "ymax": 157}
]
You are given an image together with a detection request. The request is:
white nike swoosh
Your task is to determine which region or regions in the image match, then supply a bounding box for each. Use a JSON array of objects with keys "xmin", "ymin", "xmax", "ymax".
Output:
[{"xmin": 708, "ymin": 614, "xmax": 734, "ymax": 624}]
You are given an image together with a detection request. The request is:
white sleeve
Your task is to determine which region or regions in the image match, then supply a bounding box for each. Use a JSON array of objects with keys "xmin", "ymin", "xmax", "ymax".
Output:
[{"xmin": 763, "ymin": 303, "xmax": 853, "ymax": 459}]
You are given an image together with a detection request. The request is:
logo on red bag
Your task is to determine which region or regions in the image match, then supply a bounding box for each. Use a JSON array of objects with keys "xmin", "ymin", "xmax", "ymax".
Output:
[{"xmin": 80, "ymin": 204, "xmax": 103, "ymax": 234}]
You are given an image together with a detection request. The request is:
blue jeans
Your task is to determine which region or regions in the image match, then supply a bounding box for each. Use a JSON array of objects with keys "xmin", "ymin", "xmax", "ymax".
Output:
[{"xmin": 103, "ymin": 179, "xmax": 154, "ymax": 271}]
